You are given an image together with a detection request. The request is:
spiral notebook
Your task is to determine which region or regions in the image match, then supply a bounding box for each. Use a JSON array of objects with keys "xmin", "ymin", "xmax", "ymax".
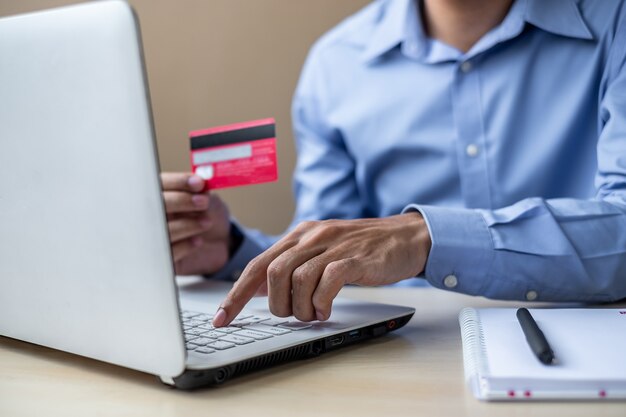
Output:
[{"xmin": 459, "ymin": 308, "xmax": 626, "ymax": 401}]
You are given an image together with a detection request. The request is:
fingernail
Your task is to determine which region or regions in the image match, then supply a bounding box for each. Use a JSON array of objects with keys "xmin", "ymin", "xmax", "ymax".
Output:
[
  {"xmin": 192, "ymin": 236, "xmax": 203, "ymax": 247},
  {"xmin": 187, "ymin": 175, "xmax": 203, "ymax": 189},
  {"xmin": 213, "ymin": 308, "xmax": 227, "ymax": 327},
  {"xmin": 192, "ymin": 195, "xmax": 208, "ymax": 207},
  {"xmin": 316, "ymin": 311, "xmax": 326, "ymax": 322}
]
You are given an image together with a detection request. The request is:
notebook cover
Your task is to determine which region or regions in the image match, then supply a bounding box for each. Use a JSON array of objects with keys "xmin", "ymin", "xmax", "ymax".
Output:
[{"xmin": 459, "ymin": 307, "xmax": 626, "ymax": 401}]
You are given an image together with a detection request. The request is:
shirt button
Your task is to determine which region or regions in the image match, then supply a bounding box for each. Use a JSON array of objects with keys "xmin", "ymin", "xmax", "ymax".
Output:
[
  {"xmin": 443, "ymin": 274, "xmax": 458, "ymax": 288},
  {"xmin": 460, "ymin": 61, "xmax": 473, "ymax": 73},
  {"xmin": 466, "ymin": 144, "xmax": 479, "ymax": 157},
  {"xmin": 525, "ymin": 290, "xmax": 538, "ymax": 301}
]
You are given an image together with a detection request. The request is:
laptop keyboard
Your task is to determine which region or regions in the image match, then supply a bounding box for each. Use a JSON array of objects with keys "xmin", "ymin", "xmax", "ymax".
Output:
[{"xmin": 180, "ymin": 310, "xmax": 313, "ymax": 355}]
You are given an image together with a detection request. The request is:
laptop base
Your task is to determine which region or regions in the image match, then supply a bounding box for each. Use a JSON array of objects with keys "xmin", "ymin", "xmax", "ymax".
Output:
[{"xmin": 162, "ymin": 314, "xmax": 413, "ymax": 389}]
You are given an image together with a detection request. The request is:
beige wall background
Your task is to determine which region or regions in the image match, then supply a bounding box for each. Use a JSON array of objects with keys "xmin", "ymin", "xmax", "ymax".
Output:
[{"xmin": 0, "ymin": 0, "xmax": 370, "ymax": 234}]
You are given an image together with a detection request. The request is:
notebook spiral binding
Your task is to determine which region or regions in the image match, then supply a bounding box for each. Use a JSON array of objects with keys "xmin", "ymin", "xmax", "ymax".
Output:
[{"xmin": 459, "ymin": 307, "xmax": 489, "ymax": 398}]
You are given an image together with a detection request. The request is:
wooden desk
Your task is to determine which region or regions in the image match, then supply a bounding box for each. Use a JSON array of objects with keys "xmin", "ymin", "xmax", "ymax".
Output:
[{"xmin": 1, "ymin": 286, "xmax": 625, "ymax": 417}]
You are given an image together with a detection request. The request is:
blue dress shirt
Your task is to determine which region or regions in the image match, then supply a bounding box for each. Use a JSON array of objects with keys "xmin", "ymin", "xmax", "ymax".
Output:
[{"xmin": 218, "ymin": 0, "xmax": 626, "ymax": 302}]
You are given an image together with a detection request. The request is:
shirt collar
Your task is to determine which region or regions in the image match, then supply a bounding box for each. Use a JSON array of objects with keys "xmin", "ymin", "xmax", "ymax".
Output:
[
  {"xmin": 361, "ymin": 0, "xmax": 413, "ymax": 63},
  {"xmin": 361, "ymin": 0, "xmax": 593, "ymax": 63},
  {"xmin": 525, "ymin": 0, "xmax": 593, "ymax": 40}
]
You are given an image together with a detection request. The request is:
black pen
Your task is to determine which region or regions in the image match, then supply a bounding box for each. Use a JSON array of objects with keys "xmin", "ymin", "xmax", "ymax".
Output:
[{"xmin": 516, "ymin": 308, "xmax": 555, "ymax": 365}]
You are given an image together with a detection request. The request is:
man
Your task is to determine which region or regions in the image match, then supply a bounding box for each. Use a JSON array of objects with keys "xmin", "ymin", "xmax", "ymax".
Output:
[{"xmin": 161, "ymin": 0, "xmax": 626, "ymax": 327}]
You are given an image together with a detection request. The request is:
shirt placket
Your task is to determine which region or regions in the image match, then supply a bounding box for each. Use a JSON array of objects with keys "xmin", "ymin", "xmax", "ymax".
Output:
[{"xmin": 451, "ymin": 59, "xmax": 492, "ymax": 209}]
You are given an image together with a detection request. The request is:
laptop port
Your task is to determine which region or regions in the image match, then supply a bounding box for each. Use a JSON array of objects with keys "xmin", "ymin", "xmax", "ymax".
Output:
[
  {"xmin": 215, "ymin": 368, "xmax": 229, "ymax": 384},
  {"xmin": 329, "ymin": 336, "xmax": 344, "ymax": 347},
  {"xmin": 348, "ymin": 330, "xmax": 361, "ymax": 340}
]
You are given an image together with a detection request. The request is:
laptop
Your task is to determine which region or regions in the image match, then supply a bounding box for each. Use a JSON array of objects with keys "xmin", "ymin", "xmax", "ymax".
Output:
[{"xmin": 0, "ymin": 0, "xmax": 415, "ymax": 389}]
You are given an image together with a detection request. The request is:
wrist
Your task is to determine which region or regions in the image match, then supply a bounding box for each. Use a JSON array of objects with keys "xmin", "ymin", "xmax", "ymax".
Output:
[
  {"xmin": 228, "ymin": 222, "xmax": 244, "ymax": 259},
  {"xmin": 401, "ymin": 212, "xmax": 432, "ymax": 276}
]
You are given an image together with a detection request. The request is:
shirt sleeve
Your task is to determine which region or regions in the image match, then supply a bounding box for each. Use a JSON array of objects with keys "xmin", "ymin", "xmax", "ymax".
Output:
[{"xmin": 403, "ymin": 21, "xmax": 626, "ymax": 303}]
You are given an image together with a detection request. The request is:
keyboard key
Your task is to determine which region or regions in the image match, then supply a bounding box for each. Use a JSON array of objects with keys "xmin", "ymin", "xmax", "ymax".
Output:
[
  {"xmin": 261, "ymin": 318, "xmax": 289, "ymax": 326},
  {"xmin": 246, "ymin": 316, "xmax": 270, "ymax": 324},
  {"xmin": 207, "ymin": 340, "xmax": 236, "ymax": 350},
  {"xmin": 184, "ymin": 319, "xmax": 205, "ymax": 327},
  {"xmin": 189, "ymin": 337, "xmax": 213, "ymax": 346},
  {"xmin": 186, "ymin": 328, "xmax": 206, "ymax": 337},
  {"xmin": 229, "ymin": 319, "xmax": 254, "ymax": 327},
  {"xmin": 237, "ymin": 329, "xmax": 273, "ymax": 340},
  {"xmin": 201, "ymin": 330, "xmax": 223, "ymax": 339},
  {"xmin": 219, "ymin": 334, "xmax": 254, "ymax": 345},
  {"xmin": 214, "ymin": 326, "xmax": 242, "ymax": 334},
  {"xmin": 186, "ymin": 342, "xmax": 200, "ymax": 350},
  {"xmin": 235, "ymin": 312, "xmax": 253, "ymax": 319},
  {"xmin": 244, "ymin": 324, "xmax": 292, "ymax": 335},
  {"xmin": 181, "ymin": 311, "xmax": 201, "ymax": 319},
  {"xmin": 279, "ymin": 321, "xmax": 313, "ymax": 330},
  {"xmin": 194, "ymin": 347, "xmax": 215, "ymax": 355},
  {"xmin": 197, "ymin": 323, "xmax": 215, "ymax": 331}
]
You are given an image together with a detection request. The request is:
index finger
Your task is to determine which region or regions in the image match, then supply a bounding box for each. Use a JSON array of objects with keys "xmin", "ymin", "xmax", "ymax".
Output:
[
  {"xmin": 212, "ymin": 260, "xmax": 267, "ymax": 327},
  {"xmin": 212, "ymin": 238, "xmax": 298, "ymax": 327},
  {"xmin": 160, "ymin": 172, "xmax": 205, "ymax": 193}
]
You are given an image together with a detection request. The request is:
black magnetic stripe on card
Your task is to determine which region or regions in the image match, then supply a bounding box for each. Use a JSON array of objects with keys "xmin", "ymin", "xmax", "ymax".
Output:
[{"xmin": 191, "ymin": 123, "xmax": 275, "ymax": 150}]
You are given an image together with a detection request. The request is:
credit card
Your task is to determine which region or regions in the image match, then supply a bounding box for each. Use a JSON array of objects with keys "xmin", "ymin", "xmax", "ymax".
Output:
[{"xmin": 189, "ymin": 118, "xmax": 278, "ymax": 190}]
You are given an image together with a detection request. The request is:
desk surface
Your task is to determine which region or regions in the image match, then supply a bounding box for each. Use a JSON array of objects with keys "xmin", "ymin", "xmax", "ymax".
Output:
[{"xmin": 1, "ymin": 283, "xmax": 625, "ymax": 417}]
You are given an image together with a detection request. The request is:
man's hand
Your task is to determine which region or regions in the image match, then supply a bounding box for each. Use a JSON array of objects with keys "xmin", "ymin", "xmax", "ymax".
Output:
[
  {"xmin": 213, "ymin": 212, "xmax": 431, "ymax": 326},
  {"xmin": 161, "ymin": 172, "xmax": 231, "ymax": 276}
]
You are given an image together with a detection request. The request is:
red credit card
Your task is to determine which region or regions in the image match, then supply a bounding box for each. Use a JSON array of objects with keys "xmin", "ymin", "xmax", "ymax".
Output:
[{"xmin": 189, "ymin": 118, "xmax": 278, "ymax": 190}]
